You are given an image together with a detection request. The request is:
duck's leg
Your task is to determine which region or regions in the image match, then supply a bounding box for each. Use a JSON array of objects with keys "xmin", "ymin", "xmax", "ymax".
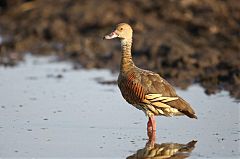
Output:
[
  {"xmin": 147, "ymin": 116, "xmax": 156, "ymax": 134},
  {"xmin": 151, "ymin": 116, "xmax": 156, "ymax": 131},
  {"xmin": 147, "ymin": 119, "xmax": 152, "ymax": 133},
  {"xmin": 147, "ymin": 129, "xmax": 156, "ymax": 148},
  {"xmin": 147, "ymin": 116, "xmax": 156, "ymax": 148}
]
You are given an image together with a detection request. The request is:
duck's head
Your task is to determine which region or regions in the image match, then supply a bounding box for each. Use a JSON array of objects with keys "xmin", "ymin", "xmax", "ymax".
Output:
[{"xmin": 103, "ymin": 23, "xmax": 133, "ymax": 41}]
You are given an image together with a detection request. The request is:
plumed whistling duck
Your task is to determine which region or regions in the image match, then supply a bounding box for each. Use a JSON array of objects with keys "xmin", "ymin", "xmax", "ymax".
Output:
[{"xmin": 103, "ymin": 23, "xmax": 197, "ymax": 135}]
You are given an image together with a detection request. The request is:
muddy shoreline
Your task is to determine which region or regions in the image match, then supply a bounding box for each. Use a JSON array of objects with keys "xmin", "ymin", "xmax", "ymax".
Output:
[{"xmin": 0, "ymin": 0, "xmax": 239, "ymax": 99}]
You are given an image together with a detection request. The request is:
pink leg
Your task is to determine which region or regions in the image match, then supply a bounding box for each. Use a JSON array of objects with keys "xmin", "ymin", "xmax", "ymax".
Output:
[
  {"xmin": 147, "ymin": 130, "xmax": 156, "ymax": 148},
  {"xmin": 150, "ymin": 116, "xmax": 156, "ymax": 131},
  {"xmin": 147, "ymin": 116, "xmax": 156, "ymax": 148},
  {"xmin": 147, "ymin": 119, "xmax": 152, "ymax": 133},
  {"xmin": 147, "ymin": 116, "xmax": 156, "ymax": 135}
]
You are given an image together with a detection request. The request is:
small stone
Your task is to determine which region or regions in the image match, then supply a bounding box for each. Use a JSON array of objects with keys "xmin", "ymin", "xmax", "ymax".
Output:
[{"xmin": 56, "ymin": 74, "xmax": 63, "ymax": 78}]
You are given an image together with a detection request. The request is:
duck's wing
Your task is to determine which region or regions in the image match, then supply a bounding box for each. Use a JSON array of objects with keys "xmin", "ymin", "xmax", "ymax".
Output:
[{"xmin": 138, "ymin": 69, "xmax": 197, "ymax": 119}]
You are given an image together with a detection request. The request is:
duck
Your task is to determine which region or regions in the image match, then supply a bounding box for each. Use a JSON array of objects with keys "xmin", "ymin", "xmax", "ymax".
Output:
[{"xmin": 103, "ymin": 23, "xmax": 197, "ymax": 135}]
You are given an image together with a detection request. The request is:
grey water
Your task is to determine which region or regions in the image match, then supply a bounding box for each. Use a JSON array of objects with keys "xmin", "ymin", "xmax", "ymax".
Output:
[{"xmin": 0, "ymin": 55, "xmax": 239, "ymax": 158}]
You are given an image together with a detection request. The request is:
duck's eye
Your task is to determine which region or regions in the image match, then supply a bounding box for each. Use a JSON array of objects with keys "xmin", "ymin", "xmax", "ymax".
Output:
[{"xmin": 120, "ymin": 28, "xmax": 123, "ymax": 31}]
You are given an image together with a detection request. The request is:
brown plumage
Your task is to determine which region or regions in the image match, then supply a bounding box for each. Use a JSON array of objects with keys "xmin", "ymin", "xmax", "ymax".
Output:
[{"xmin": 104, "ymin": 23, "xmax": 197, "ymax": 133}]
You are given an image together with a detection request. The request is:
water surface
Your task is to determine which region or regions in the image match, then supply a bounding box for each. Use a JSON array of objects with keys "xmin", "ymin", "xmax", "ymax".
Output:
[{"xmin": 0, "ymin": 55, "xmax": 239, "ymax": 158}]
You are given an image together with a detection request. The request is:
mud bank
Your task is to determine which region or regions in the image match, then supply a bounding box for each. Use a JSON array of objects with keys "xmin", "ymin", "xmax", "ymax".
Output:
[{"xmin": 0, "ymin": 0, "xmax": 239, "ymax": 98}]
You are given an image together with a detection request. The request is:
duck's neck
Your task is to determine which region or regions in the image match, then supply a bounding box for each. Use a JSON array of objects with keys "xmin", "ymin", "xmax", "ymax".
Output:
[{"xmin": 120, "ymin": 38, "xmax": 134, "ymax": 73}]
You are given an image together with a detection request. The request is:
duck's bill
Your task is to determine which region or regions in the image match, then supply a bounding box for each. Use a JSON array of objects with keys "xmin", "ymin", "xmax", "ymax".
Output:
[{"xmin": 103, "ymin": 31, "xmax": 119, "ymax": 39}]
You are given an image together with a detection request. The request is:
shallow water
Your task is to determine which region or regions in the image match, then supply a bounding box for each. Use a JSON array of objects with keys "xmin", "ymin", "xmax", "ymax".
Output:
[{"xmin": 0, "ymin": 55, "xmax": 239, "ymax": 158}]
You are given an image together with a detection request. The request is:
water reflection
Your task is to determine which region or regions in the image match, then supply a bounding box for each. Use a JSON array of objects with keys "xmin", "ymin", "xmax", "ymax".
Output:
[{"xmin": 127, "ymin": 133, "xmax": 197, "ymax": 159}]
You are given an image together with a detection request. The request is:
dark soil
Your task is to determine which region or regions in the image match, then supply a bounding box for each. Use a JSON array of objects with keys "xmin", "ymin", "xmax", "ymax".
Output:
[{"xmin": 0, "ymin": 0, "xmax": 239, "ymax": 99}]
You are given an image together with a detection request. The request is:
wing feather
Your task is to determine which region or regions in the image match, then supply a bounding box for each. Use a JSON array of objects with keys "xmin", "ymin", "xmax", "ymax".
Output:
[{"xmin": 138, "ymin": 69, "xmax": 197, "ymax": 118}]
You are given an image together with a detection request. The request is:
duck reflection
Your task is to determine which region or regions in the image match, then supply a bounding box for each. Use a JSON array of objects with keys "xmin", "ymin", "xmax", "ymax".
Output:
[{"xmin": 127, "ymin": 132, "xmax": 197, "ymax": 159}]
